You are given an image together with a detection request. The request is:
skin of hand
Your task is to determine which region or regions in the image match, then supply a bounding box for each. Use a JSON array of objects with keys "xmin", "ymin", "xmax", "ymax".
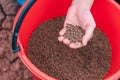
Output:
[{"xmin": 58, "ymin": 0, "xmax": 96, "ymax": 49}]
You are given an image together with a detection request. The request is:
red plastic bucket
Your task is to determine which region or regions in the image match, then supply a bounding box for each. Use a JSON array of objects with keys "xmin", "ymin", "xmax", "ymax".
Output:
[{"xmin": 12, "ymin": 0, "xmax": 120, "ymax": 80}]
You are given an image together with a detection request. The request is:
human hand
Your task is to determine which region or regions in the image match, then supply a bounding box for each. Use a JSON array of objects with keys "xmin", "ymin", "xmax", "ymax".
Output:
[{"xmin": 58, "ymin": 0, "xmax": 96, "ymax": 49}]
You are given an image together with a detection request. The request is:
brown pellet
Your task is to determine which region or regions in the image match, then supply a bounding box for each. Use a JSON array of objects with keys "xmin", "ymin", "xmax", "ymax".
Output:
[
  {"xmin": 28, "ymin": 16, "xmax": 111, "ymax": 80},
  {"xmin": 64, "ymin": 24, "xmax": 85, "ymax": 43}
]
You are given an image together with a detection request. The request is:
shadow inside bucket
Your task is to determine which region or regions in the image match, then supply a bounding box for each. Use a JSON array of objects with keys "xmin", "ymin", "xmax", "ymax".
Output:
[{"xmin": 115, "ymin": 0, "xmax": 120, "ymax": 4}]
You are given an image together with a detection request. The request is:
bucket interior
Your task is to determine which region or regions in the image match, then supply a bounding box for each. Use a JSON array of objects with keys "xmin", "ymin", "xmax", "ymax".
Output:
[{"xmin": 17, "ymin": 0, "xmax": 120, "ymax": 80}]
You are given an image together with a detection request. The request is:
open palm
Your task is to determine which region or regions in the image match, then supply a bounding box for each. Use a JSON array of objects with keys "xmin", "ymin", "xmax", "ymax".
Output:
[{"xmin": 58, "ymin": 6, "xmax": 96, "ymax": 49}]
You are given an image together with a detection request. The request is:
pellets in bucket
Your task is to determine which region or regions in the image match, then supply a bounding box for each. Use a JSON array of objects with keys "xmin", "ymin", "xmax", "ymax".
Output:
[
  {"xmin": 64, "ymin": 23, "xmax": 85, "ymax": 43},
  {"xmin": 27, "ymin": 16, "xmax": 111, "ymax": 80}
]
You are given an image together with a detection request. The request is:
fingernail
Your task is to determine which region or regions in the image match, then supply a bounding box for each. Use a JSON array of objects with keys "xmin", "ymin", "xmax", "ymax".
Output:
[
  {"xmin": 63, "ymin": 39, "xmax": 70, "ymax": 45},
  {"xmin": 58, "ymin": 36, "xmax": 64, "ymax": 42}
]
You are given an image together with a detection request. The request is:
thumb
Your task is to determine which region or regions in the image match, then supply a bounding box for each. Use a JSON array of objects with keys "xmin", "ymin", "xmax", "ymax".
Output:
[
  {"xmin": 82, "ymin": 27, "xmax": 94, "ymax": 46},
  {"xmin": 59, "ymin": 15, "xmax": 69, "ymax": 36},
  {"xmin": 59, "ymin": 11, "xmax": 74, "ymax": 36}
]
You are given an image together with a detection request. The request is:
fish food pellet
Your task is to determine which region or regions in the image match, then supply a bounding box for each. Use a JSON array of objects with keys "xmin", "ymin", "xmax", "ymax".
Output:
[
  {"xmin": 64, "ymin": 24, "xmax": 85, "ymax": 43},
  {"xmin": 28, "ymin": 16, "xmax": 111, "ymax": 80}
]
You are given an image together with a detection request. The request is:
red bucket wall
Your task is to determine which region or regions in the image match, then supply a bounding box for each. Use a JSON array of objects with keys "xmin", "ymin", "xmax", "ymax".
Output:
[{"xmin": 14, "ymin": 0, "xmax": 120, "ymax": 80}]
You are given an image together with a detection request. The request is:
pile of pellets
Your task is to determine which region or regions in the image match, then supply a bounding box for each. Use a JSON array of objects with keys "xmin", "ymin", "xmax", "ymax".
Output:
[
  {"xmin": 28, "ymin": 17, "xmax": 111, "ymax": 80},
  {"xmin": 64, "ymin": 23, "xmax": 85, "ymax": 43}
]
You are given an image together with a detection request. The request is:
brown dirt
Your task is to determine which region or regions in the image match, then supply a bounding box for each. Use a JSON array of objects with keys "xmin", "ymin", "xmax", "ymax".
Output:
[
  {"xmin": 64, "ymin": 23, "xmax": 84, "ymax": 43},
  {"xmin": 28, "ymin": 17, "xmax": 112, "ymax": 80},
  {"xmin": 0, "ymin": 0, "xmax": 32, "ymax": 80}
]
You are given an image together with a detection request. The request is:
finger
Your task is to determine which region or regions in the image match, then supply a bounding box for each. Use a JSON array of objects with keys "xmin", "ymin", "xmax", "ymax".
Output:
[
  {"xmin": 58, "ymin": 36, "xmax": 64, "ymax": 42},
  {"xmin": 59, "ymin": 28, "xmax": 66, "ymax": 36},
  {"xmin": 82, "ymin": 27, "xmax": 94, "ymax": 46},
  {"xmin": 59, "ymin": 17, "xmax": 71, "ymax": 36},
  {"xmin": 60, "ymin": 6, "xmax": 79, "ymax": 36},
  {"xmin": 69, "ymin": 42, "xmax": 82, "ymax": 49},
  {"xmin": 63, "ymin": 39, "xmax": 70, "ymax": 45}
]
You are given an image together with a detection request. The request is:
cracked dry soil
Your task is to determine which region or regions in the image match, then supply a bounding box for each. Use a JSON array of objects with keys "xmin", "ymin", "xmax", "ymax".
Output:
[{"xmin": 0, "ymin": 0, "xmax": 32, "ymax": 80}]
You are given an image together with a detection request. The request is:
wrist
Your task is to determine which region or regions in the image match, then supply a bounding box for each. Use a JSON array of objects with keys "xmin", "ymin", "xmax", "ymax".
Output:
[{"xmin": 71, "ymin": 0, "xmax": 94, "ymax": 10}]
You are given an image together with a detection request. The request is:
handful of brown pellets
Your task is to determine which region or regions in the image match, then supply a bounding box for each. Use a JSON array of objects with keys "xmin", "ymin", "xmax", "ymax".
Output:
[{"xmin": 63, "ymin": 24, "xmax": 85, "ymax": 43}]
